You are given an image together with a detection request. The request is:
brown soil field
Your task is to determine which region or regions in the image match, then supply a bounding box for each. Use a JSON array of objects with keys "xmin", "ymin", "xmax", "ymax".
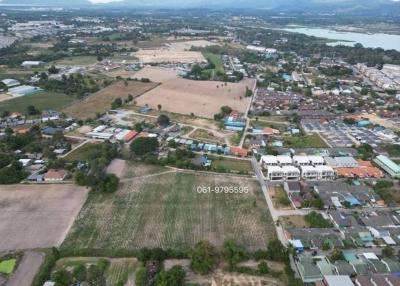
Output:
[
  {"xmin": 106, "ymin": 159, "xmax": 127, "ymax": 178},
  {"xmin": 133, "ymin": 66, "xmax": 180, "ymax": 83},
  {"xmin": 134, "ymin": 50, "xmax": 206, "ymax": 64},
  {"xmin": 0, "ymin": 93, "xmax": 13, "ymax": 103},
  {"xmin": 63, "ymin": 81, "xmax": 158, "ymax": 119},
  {"xmin": 0, "ymin": 184, "xmax": 88, "ymax": 251},
  {"xmin": 166, "ymin": 40, "xmax": 217, "ymax": 51},
  {"xmin": 134, "ymin": 68, "xmax": 255, "ymax": 118}
]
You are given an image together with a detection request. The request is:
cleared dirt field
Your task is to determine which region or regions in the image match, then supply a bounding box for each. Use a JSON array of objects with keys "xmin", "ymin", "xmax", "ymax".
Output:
[
  {"xmin": 63, "ymin": 81, "xmax": 158, "ymax": 119},
  {"xmin": 133, "ymin": 66, "xmax": 179, "ymax": 83},
  {"xmin": 106, "ymin": 159, "xmax": 127, "ymax": 178},
  {"xmin": 0, "ymin": 184, "xmax": 88, "ymax": 251},
  {"xmin": 0, "ymin": 93, "xmax": 12, "ymax": 103},
  {"xmin": 62, "ymin": 171, "xmax": 275, "ymax": 250},
  {"xmin": 166, "ymin": 40, "xmax": 216, "ymax": 51},
  {"xmin": 134, "ymin": 49, "xmax": 206, "ymax": 64},
  {"xmin": 134, "ymin": 68, "xmax": 255, "ymax": 118}
]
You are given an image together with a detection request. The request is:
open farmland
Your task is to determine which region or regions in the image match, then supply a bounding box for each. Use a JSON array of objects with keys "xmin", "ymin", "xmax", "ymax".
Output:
[
  {"xmin": 0, "ymin": 184, "xmax": 88, "ymax": 251},
  {"xmin": 63, "ymin": 171, "xmax": 275, "ymax": 250},
  {"xmin": 63, "ymin": 80, "xmax": 158, "ymax": 119},
  {"xmin": 134, "ymin": 67, "xmax": 255, "ymax": 118},
  {"xmin": 134, "ymin": 49, "xmax": 206, "ymax": 64},
  {"xmin": 166, "ymin": 40, "xmax": 217, "ymax": 51},
  {"xmin": 0, "ymin": 91, "xmax": 76, "ymax": 113}
]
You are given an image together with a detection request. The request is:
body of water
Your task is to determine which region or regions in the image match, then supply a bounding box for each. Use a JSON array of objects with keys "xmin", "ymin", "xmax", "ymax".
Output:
[{"xmin": 282, "ymin": 27, "xmax": 400, "ymax": 51}]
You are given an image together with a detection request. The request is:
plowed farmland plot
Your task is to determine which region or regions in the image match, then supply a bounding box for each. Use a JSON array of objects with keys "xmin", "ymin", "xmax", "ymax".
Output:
[
  {"xmin": 63, "ymin": 81, "xmax": 158, "ymax": 119},
  {"xmin": 63, "ymin": 172, "xmax": 275, "ymax": 250}
]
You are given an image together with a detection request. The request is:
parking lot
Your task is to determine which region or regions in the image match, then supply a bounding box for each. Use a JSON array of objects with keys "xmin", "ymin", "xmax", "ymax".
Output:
[{"xmin": 301, "ymin": 119, "xmax": 395, "ymax": 147}]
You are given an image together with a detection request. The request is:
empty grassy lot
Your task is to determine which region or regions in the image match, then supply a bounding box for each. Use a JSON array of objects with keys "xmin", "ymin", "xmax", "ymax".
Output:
[
  {"xmin": 203, "ymin": 52, "xmax": 224, "ymax": 74},
  {"xmin": 64, "ymin": 142, "xmax": 99, "ymax": 162},
  {"xmin": 0, "ymin": 91, "xmax": 76, "ymax": 113},
  {"xmin": 284, "ymin": 133, "xmax": 328, "ymax": 148},
  {"xmin": 63, "ymin": 171, "xmax": 275, "ymax": 250},
  {"xmin": 208, "ymin": 156, "xmax": 253, "ymax": 173},
  {"xmin": 63, "ymin": 80, "xmax": 158, "ymax": 119}
]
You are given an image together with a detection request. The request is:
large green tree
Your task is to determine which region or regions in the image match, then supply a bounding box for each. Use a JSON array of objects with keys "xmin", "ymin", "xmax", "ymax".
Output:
[
  {"xmin": 190, "ymin": 240, "xmax": 219, "ymax": 274},
  {"xmin": 130, "ymin": 137, "xmax": 159, "ymax": 156}
]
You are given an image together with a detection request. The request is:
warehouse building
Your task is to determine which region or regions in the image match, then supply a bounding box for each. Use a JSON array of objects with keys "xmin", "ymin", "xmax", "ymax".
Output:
[{"xmin": 373, "ymin": 155, "xmax": 400, "ymax": 178}]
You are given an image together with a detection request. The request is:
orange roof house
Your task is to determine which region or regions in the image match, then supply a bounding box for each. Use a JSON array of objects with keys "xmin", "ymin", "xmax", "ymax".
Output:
[
  {"xmin": 230, "ymin": 147, "xmax": 248, "ymax": 157},
  {"xmin": 123, "ymin": 130, "xmax": 138, "ymax": 142},
  {"xmin": 262, "ymin": 127, "xmax": 280, "ymax": 135},
  {"xmin": 335, "ymin": 160, "xmax": 383, "ymax": 179},
  {"xmin": 16, "ymin": 128, "xmax": 30, "ymax": 134},
  {"xmin": 43, "ymin": 169, "xmax": 67, "ymax": 181}
]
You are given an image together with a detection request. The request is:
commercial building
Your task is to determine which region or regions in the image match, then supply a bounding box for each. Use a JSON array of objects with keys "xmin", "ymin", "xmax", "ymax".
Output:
[
  {"xmin": 21, "ymin": 61, "xmax": 45, "ymax": 68},
  {"xmin": 374, "ymin": 155, "xmax": 400, "ymax": 178},
  {"xmin": 323, "ymin": 275, "xmax": 354, "ymax": 286},
  {"xmin": 8, "ymin": 85, "xmax": 42, "ymax": 97}
]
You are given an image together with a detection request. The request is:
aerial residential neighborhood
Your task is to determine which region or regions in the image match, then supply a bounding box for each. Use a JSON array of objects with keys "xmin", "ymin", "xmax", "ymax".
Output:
[{"xmin": 0, "ymin": 1, "xmax": 400, "ymax": 286}]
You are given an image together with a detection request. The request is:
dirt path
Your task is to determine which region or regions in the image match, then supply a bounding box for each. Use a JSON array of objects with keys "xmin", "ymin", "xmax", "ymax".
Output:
[{"xmin": 6, "ymin": 251, "xmax": 44, "ymax": 286}]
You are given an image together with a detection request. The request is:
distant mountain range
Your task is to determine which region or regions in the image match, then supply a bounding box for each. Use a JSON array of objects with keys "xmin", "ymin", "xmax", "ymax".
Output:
[{"xmin": 1, "ymin": 0, "xmax": 400, "ymax": 13}]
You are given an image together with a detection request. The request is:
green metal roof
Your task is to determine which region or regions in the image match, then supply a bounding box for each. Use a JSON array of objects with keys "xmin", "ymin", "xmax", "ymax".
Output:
[
  {"xmin": 376, "ymin": 155, "xmax": 400, "ymax": 173},
  {"xmin": 343, "ymin": 252, "xmax": 357, "ymax": 262}
]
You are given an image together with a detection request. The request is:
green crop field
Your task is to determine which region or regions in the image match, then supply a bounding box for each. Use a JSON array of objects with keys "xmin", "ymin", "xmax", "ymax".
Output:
[
  {"xmin": 0, "ymin": 259, "xmax": 16, "ymax": 274},
  {"xmin": 63, "ymin": 171, "xmax": 275, "ymax": 250},
  {"xmin": 0, "ymin": 91, "xmax": 76, "ymax": 114}
]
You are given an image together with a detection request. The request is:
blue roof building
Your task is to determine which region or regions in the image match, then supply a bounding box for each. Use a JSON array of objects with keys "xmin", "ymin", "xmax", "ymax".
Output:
[
  {"xmin": 357, "ymin": 120, "xmax": 370, "ymax": 127},
  {"xmin": 345, "ymin": 196, "xmax": 361, "ymax": 206},
  {"xmin": 42, "ymin": 127, "xmax": 64, "ymax": 135}
]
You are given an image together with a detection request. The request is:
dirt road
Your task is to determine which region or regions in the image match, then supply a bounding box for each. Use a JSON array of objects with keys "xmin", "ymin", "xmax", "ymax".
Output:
[{"xmin": 6, "ymin": 251, "xmax": 44, "ymax": 286}]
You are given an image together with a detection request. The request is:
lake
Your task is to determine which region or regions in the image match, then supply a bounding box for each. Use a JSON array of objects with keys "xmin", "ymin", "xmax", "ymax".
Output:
[{"xmin": 282, "ymin": 27, "xmax": 400, "ymax": 51}]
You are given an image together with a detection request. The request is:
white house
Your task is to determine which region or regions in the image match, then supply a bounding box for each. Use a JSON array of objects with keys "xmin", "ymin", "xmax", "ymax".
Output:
[
  {"xmin": 1, "ymin": 78, "xmax": 20, "ymax": 87},
  {"xmin": 300, "ymin": 165, "xmax": 318, "ymax": 180},
  {"xmin": 260, "ymin": 155, "xmax": 279, "ymax": 167}
]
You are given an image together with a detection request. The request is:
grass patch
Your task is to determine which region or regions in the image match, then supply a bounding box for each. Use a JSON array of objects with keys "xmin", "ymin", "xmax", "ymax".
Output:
[
  {"xmin": 203, "ymin": 52, "xmax": 224, "ymax": 74},
  {"xmin": 209, "ymin": 155, "xmax": 253, "ymax": 173},
  {"xmin": 62, "ymin": 171, "xmax": 275, "ymax": 250},
  {"xmin": 284, "ymin": 133, "xmax": 328, "ymax": 148},
  {"xmin": 271, "ymin": 185, "xmax": 291, "ymax": 209},
  {"xmin": 280, "ymin": 216, "xmax": 309, "ymax": 228},
  {"xmin": 250, "ymin": 119, "xmax": 287, "ymax": 129},
  {"xmin": 0, "ymin": 259, "xmax": 16, "ymax": 274},
  {"xmin": 0, "ymin": 91, "xmax": 76, "ymax": 114},
  {"xmin": 304, "ymin": 211, "xmax": 333, "ymax": 228},
  {"xmin": 381, "ymin": 144, "xmax": 400, "ymax": 157},
  {"xmin": 64, "ymin": 142, "xmax": 99, "ymax": 162},
  {"xmin": 190, "ymin": 128, "xmax": 224, "ymax": 144}
]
